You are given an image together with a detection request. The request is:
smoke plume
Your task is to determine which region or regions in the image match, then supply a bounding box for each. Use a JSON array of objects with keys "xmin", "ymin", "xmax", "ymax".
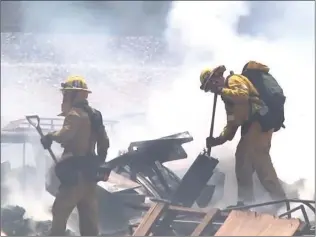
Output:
[{"xmin": 1, "ymin": 0, "xmax": 314, "ymax": 223}]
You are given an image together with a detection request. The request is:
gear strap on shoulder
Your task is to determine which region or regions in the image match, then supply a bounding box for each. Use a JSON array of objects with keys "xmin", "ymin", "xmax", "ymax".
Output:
[{"xmin": 73, "ymin": 101, "xmax": 105, "ymax": 157}]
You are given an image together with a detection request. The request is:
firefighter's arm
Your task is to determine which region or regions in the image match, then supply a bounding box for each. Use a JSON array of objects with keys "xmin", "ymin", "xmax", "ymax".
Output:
[
  {"xmin": 218, "ymin": 121, "xmax": 239, "ymax": 143},
  {"xmin": 220, "ymin": 75, "xmax": 249, "ymax": 102},
  {"xmin": 208, "ymin": 109, "xmax": 241, "ymax": 148},
  {"xmin": 50, "ymin": 111, "xmax": 80, "ymax": 144},
  {"xmin": 217, "ymin": 110, "xmax": 240, "ymax": 144},
  {"xmin": 97, "ymin": 126, "xmax": 110, "ymax": 159}
]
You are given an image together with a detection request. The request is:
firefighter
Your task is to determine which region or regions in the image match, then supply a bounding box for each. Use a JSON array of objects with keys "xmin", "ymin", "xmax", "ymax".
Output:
[
  {"xmin": 40, "ymin": 75, "xmax": 110, "ymax": 235},
  {"xmin": 199, "ymin": 64, "xmax": 286, "ymax": 205}
]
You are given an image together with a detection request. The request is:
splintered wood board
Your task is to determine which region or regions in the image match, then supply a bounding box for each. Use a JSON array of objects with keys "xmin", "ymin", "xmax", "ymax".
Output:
[{"xmin": 215, "ymin": 210, "xmax": 301, "ymax": 236}]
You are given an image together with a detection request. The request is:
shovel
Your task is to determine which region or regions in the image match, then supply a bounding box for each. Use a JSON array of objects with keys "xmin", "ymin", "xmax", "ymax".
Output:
[
  {"xmin": 171, "ymin": 93, "xmax": 219, "ymax": 207},
  {"xmin": 26, "ymin": 115, "xmax": 58, "ymax": 163},
  {"xmin": 25, "ymin": 115, "xmax": 130, "ymax": 193}
]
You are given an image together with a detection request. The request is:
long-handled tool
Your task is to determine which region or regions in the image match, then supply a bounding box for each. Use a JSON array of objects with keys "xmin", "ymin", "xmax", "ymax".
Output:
[
  {"xmin": 170, "ymin": 93, "xmax": 219, "ymax": 207},
  {"xmin": 151, "ymin": 93, "xmax": 221, "ymax": 235},
  {"xmin": 207, "ymin": 93, "xmax": 218, "ymax": 156},
  {"xmin": 26, "ymin": 115, "xmax": 58, "ymax": 163}
]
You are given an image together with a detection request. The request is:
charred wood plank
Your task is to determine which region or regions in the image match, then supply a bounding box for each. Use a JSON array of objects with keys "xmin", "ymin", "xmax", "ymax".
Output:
[
  {"xmin": 215, "ymin": 210, "xmax": 301, "ymax": 236},
  {"xmin": 168, "ymin": 205, "xmax": 208, "ymax": 216},
  {"xmin": 132, "ymin": 202, "xmax": 167, "ymax": 236},
  {"xmin": 191, "ymin": 208, "xmax": 219, "ymax": 236}
]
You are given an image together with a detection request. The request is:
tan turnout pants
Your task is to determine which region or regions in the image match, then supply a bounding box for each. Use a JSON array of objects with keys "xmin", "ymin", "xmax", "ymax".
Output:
[
  {"xmin": 235, "ymin": 122, "xmax": 286, "ymax": 203},
  {"xmin": 50, "ymin": 175, "xmax": 98, "ymax": 236}
]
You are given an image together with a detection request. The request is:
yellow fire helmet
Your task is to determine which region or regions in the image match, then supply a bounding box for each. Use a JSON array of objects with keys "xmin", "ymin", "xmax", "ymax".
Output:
[
  {"xmin": 200, "ymin": 65, "xmax": 226, "ymax": 90},
  {"xmin": 200, "ymin": 68, "xmax": 214, "ymax": 86},
  {"xmin": 60, "ymin": 75, "xmax": 92, "ymax": 93}
]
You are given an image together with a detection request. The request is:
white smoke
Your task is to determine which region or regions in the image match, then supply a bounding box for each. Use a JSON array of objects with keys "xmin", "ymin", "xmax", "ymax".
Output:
[
  {"xmin": 1, "ymin": 0, "xmax": 314, "ymax": 224},
  {"xmin": 150, "ymin": 1, "xmax": 315, "ymax": 208}
]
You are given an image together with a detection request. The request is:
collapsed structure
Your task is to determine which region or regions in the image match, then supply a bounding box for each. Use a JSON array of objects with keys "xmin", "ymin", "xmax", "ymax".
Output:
[
  {"xmin": 1, "ymin": 117, "xmax": 315, "ymax": 236},
  {"xmin": 131, "ymin": 199, "xmax": 315, "ymax": 236}
]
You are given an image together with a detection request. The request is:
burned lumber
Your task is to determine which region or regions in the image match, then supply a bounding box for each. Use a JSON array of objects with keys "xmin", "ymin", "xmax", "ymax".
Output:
[
  {"xmin": 132, "ymin": 198, "xmax": 315, "ymax": 236},
  {"xmin": 132, "ymin": 202, "xmax": 167, "ymax": 236},
  {"xmin": 190, "ymin": 208, "xmax": 219, "ymax": 236},
  {"xmin": 132, "ymin": 199, "xmax": 218, "ymax": 236},
  {"xmin": 215, "ymin": 210, "xmax": 301, "ymax": 236}
]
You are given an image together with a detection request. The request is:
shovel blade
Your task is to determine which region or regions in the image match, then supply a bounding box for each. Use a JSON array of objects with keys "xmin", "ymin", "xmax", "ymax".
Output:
[
  {"xmin": 171, "ymin": 153, "xmax": 219, "ymax": 207},
  {"xmin": 196, "ymin": 184, "xmax": 216, "ymax": 208},
  {"xmin": 25, "ymin": 115, "xmax": 40, "ymax": 129}
]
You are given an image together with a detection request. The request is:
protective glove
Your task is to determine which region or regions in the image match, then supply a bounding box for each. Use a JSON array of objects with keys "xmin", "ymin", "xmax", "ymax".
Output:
[
  {"xmin": 100, "ymin": 152, "xmax": 107, "ymax": 163},
  {"xmin": 40, "ymin": 134, "xmax": 53, "ymax": 150},
  {"xmin": 96, "ymin": 162, "xmax": 111, "ymax": 182},
  {"xmin": 206, "ymin": 136, "xmax": 225, "ymax": 148},
  {"xmin": 97, "ymin": 149, "xmax": 108, "ymax": 162}
]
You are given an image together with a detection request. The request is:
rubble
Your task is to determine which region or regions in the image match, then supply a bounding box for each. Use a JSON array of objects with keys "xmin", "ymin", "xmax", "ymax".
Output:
[
  {"xmin": 1, "ymin": 205, "xmax": 75, "ymax": 236},
  {"xmin": 130, "ymin": 198, "xmax": 315, "ymax": 236},
  {"xmin": 1, "ymin": 117, "xmax": 315, "ymax": 236}
]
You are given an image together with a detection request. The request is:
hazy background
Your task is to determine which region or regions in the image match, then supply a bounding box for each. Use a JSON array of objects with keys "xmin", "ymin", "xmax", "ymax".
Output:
[{"xmin": 1, "ymin": 0, "xmax": 315, "ymax": 221}]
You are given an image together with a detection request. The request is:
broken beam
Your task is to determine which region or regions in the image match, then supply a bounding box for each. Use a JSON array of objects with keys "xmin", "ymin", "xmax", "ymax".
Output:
[
  {"xmin": 191, "ymin": 208, "xmax": 219, "ymax": 236},
  {"xmin": 132, "ymin": 202, "xmax": 167, "ymax": 236}
]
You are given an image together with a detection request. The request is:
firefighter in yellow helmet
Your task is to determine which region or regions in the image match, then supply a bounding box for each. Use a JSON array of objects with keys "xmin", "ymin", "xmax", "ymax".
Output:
[
  {"xmin": 40, "ymin": 75, "xmax": 110, "ymax": 235},
  {"xmin": 200, "ymin": 63, "xmax": 286, "ymax": 206}
]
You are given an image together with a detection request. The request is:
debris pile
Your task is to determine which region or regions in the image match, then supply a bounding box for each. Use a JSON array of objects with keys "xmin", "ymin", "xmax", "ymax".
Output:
[
  {"xmin": 1, "ymin": 117, "xmax": 315, "ymax": 236},
  {"xmin": 130, "ymin": 199, "xmax": 315, "ymax": 236},
  {"xmin": 1, "ymin": 205, "xmax": 75, "ymax": 236}
]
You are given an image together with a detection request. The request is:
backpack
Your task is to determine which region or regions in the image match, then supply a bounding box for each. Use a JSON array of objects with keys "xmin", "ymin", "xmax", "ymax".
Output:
[
  {"xmin": 74, "ymin": 102, "xmax": 109, "ymax": 157},
  {"xmin": 241, "ymin": 69, "xmax": 286, "ymax": 132}
]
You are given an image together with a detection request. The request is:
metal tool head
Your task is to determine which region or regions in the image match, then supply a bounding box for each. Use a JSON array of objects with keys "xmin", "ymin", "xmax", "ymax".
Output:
[
  {"xmin": 170, "ymin": 153, "xmax": 219, "ymax": 207},
  {"xmin": 25, "ymin": 115, "xmax": 40, "ymax": 129}
]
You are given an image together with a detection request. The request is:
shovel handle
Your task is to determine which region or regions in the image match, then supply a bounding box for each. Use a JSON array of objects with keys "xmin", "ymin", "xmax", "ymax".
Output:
[
  {"xmin": 26, "ymin": 115, "xmax": 44, "ymax": 136},
  {"xmin": 26, "ymin": 115, "xmax": 58, "ymax": 163},
  {"xmin": 48, "ymin": 148, "xmax": 58, "ymax": 164},
  {"xmin": 207, "ymin": 93, "xmax": 218, "ymax": 156}
]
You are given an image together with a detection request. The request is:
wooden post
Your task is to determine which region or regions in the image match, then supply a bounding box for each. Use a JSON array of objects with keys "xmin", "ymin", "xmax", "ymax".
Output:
[
  {"xmin": 133, "ymin": 202, "xmax": 167, "ymax": 236},
  {"xmin": 191, "ymin": 208, "xmax": 219, "ymax": 236}
]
